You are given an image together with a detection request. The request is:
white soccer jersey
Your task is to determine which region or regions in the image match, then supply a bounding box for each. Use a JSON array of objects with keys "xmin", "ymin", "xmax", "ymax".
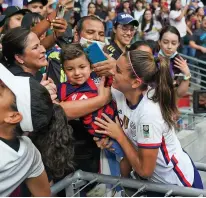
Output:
[
  {"xmin": 112, "ymin": 87, "xmax": 194, "ymax": 187},
  {"xmin": 0, "ymin": 136, "xmax": 44, "ymax": 196}
]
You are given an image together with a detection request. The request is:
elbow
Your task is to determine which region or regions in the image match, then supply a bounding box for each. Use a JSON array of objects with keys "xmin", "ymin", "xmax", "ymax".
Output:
[
  {"xmin": 133, "ymin": 166, "xmax": 154, "ymax": 178},
  {"xmin": 139, "ymin": 170, "xmax": 154, "ymax": 178}
]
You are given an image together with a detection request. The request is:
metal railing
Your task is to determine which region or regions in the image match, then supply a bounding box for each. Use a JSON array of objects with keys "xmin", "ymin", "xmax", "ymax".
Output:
[{"xmin": 51, "ymin": 168, "xmax": 206, "ymax": 197}]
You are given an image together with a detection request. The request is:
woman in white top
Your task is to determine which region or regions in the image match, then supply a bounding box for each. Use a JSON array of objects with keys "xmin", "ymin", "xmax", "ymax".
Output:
[
  {"xmin": 169, "ymin": 0, "xmax": 188, "ymax": 39},
  {"xmin": 132, "ymin": 0, "xmax": 145, "ymax": 22},
  {"xmin": 94, "ymin": 50, "xmax": 203, "ymax": 190},
  {"xmin": 139, "ymin": 9, "xmax": 162, "ymax": 41}
]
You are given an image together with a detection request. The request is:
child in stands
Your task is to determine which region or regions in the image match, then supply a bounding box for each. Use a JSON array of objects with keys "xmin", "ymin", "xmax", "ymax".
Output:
[{"xmin": 58, "ymin": 43, "xmax": 126, "ymax": 178}]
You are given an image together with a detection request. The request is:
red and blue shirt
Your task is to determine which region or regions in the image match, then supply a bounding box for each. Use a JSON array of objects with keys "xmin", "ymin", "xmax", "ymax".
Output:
[{"xmin": 58, "ymin": 72, "xmax": 117, "ymax": 138}]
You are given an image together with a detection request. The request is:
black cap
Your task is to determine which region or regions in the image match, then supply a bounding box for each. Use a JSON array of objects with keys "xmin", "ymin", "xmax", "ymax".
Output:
[
  {"xmin": 3, "ymin": 6, "xmax": 31, "ymax": 18},
  {"xmin": 0, "ymin": 6, "xmax": 31, "ymax": 27},
  {"xmin": 24, "ymin": 0, "xmax": 48, "ymax": 6}
]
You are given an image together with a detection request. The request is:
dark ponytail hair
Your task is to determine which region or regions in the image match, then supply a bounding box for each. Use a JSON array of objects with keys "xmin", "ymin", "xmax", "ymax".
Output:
[
  {"xmin": 20, "ymin": 78, "xmax": 74, "ymax": 179},
  {"xmin": 2, "ymin": 27, "xmax": 30, "ymax": 65},
  {"xmin": 152, "ymin": 55, "xmax": 178, "ymax": 128},
  {"xmin": 1, "ymin": 17, "xmax": 11, "ymax": 34},
  {"xmin": 126, "ymin": 50, "xmax": 178, "ymax": 128}
]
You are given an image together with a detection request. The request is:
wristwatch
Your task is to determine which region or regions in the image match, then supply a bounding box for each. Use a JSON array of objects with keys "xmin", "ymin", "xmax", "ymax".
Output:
[{"xmin": 183, "ymin": 73, "xmax": 191, "ymax": 81}]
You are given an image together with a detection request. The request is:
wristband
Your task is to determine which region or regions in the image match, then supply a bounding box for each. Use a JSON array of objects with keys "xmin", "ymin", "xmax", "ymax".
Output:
[{"xmin": 183, "ymin": 73, "xmax": 191, "ymax": 81}]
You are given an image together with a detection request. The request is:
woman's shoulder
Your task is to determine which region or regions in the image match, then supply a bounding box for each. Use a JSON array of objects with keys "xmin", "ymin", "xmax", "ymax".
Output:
[{"xmin": 139, "ymin": 90, "xmax": 163, "ymax": 117}]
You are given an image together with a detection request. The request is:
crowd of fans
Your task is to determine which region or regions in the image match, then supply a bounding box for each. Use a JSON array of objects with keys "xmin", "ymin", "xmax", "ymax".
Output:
[{"xmin": 0, "ymin": 0, "xmax": 205, "ymax": 197}]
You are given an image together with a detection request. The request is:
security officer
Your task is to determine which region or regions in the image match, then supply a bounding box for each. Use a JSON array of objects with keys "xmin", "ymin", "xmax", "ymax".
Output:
[{"xmin": 105, "ymin": 13, "xmax": 139, "ymax": 60}]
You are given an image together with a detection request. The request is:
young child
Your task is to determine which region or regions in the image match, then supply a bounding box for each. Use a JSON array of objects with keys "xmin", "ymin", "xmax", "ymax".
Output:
[{"xmin": 58, "ymin": 43, "xmax": 125, "ymax": 178}]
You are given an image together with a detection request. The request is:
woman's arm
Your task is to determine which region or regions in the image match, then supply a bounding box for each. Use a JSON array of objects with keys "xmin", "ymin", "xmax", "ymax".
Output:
[
  {"xmin": 32, "ymin": 11, "xmax": 56, "ymax": 37},
  {"xmin": 25, "ymin": 170, "xmax": 51, "ymax": 197},
  {"xmin": 174, "ymin": 6, "xmax": 188, "ymax": 21},
  {"xmin": 40, "ymin": 18, "xmax": 68, "ymax": 50},
  {"xmin": 119, "ymin": 135, "xmax": 159, "ymax": 177},
  {"xmin": 174, "ymin": 56, "xmax": 191, "ymax": 98},
  {"xmin": 190, "ymin": 40, "xmax": 206, "ymax": 53},
  {"xmin": 176, "ymin": 79, "xmax": 190, "ymax": 98},
  {"xmin": 94, "ymin": 115, "xmax": 159, "ymax": 178}
]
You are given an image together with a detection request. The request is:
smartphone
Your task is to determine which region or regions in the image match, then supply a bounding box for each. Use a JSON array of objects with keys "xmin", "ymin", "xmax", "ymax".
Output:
[
  {"xmin": 171, "ymin": 54, "xmax": 182, "ymax": 75},
  {"xmin": 84, "ymin": 43, "xmax": 107, "ymax": 64},
  {"xmin": 56, "ymin": 5, "xmax": 66, "ymax": 18}
]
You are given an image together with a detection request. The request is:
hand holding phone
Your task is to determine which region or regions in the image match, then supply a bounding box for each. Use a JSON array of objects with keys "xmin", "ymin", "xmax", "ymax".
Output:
[{"xmin": 84, "ymin": 43, "xmax": 107, "ymax": 64}]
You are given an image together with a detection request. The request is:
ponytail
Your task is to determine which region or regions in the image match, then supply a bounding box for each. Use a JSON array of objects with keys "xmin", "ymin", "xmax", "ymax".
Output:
[
  {"xmin": 127, "ymin": 50, "xmax": 178, "ymax": 129},
  {"xmin": 151, "ymin": 56, "xmax": 178, "ymax": 129},
  {"xmin": 31, "ymin": 104, "xmax": 74, "ymax": 179}
]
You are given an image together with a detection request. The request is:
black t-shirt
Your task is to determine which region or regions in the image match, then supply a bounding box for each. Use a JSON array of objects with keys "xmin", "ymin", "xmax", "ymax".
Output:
[
  {"xmin": 7, "ymin": 63, "xmax": 43, "ymax": 82},
  {"xmin": 105, "ymin": 41, "xmax": 123, "ymax": 60},
  {"xmin": 190, "ymin": 28, "xmax": 206, "ymax": 60},
  {"xmin": 0, "ymin": 137, "xmax": 20, "ymax": 152}
]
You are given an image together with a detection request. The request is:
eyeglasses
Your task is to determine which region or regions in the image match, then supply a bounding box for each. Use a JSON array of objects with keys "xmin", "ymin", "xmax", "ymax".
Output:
[{"xmin": 117, "ymin": 25, "xmax": 137, "ymax": 33}]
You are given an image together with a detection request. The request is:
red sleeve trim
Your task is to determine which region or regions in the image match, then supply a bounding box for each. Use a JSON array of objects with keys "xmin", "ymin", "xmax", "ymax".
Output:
[{"xmin": 138, "ymin": 143, "xmax": 161, "ymax": 149}]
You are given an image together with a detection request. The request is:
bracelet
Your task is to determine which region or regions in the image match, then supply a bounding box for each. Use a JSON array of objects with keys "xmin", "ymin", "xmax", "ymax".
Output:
[{"xmin": 183, "ymin": 73, "xmax": 191, "ymax": 81}]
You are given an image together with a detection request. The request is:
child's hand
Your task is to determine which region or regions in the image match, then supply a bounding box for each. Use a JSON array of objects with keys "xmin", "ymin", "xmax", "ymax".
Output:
[{"xmin": 97, "ymin": 77, "xmax": 112, "ymax": 106}]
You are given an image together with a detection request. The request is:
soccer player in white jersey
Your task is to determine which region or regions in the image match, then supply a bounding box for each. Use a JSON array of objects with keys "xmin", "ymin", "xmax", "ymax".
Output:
[{"xmin": 94, "ymin": 50, "xmax": 203, "ymax": 194}]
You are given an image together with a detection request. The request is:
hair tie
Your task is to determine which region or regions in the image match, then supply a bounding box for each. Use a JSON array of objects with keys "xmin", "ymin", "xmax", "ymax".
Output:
[{"xmin": 154, "ymin": 56, "xmax": 160, "ymax": 70}]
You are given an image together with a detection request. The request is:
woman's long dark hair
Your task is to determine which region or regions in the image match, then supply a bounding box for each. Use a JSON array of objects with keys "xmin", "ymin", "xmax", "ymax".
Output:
[
  {"xmin": 1, "ymin": 17, "xmax": 11, "ymax": 34},
  {"xmin": 141, "ymin": 9, "xmax": 154, "ymax": 33},
  {"xmin": 1, "ymin": 27, "xmax": 30, "ymax": 65},
  {"xmin": 126, "ymin": 50, "xmax": 178, "ymax": 129},
  {"xmin": 19, "ymin": 78, "xmax": 74, "ymax": 179},
  {"xmin": 170, "ymin": 0, "xmax": 178, "ymax": 11}
]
